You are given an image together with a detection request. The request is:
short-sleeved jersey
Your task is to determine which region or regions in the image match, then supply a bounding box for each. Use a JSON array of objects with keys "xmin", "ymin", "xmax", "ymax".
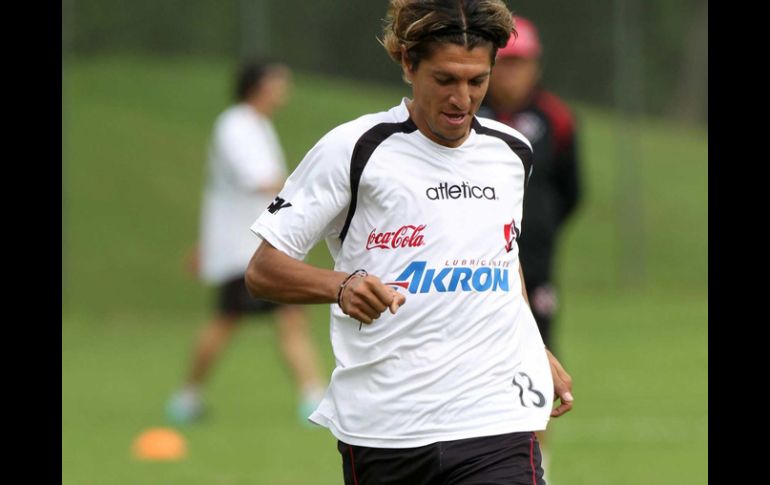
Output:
[
  {"xmin": 251, "ymin": 98, "xmax": 553, "ymax": 448},
  {"xmin": 200, "ymin": 104, "xmax": 287, "ymax": 284}
]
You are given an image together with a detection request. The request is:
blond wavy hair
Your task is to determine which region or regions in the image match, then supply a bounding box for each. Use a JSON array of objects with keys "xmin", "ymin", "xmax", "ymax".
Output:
[{"xmin": 380, "ymin": 0, "xmax": 514, "ymax": 72}]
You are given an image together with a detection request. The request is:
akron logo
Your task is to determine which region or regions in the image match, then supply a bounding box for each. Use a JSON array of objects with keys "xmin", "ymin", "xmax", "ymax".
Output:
[{"xmin": 387, "ymin": 261, "xmax": 510, "ymax": 294}]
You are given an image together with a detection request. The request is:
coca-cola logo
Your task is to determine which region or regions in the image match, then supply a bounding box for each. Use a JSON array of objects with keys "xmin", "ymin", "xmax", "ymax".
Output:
[{"xmin": 366, "ymin": 224, "xmax": 427, "ymax": 250}]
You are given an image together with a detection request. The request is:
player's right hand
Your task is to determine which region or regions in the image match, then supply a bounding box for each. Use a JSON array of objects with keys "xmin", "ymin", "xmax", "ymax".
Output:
[{"xmin": 341, "ymin": 274, "xmax": 406, "ymax": 324}]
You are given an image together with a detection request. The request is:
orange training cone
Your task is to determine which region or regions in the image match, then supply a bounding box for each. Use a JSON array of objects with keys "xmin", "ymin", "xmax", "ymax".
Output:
[{"xmin": 132, "ymin": 427, "xmax": 187, "ymax": 461}]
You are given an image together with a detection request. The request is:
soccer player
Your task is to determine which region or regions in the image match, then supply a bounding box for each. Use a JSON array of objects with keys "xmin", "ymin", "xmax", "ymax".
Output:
[
  {"xmin": 166, "ymin": 59, "xmax": 325, "ymax": 425},
  {"xmin": 246, "ymin": 1, "xmax": 574, "ymax": 483},
  {"xmin": 478, "ymin": 15, "xmax": 583, "ymax": 478}
]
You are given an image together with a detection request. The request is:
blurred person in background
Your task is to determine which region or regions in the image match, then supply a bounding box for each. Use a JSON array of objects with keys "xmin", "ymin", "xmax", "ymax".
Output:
[
  {"xmin": 478, "ymin": 15, "xmax": 582, "ymax": 479},
  {"xmin": 166, "ymin": 59, "xmax": 326, "ymax": 425},
  {"xmin": 244, "ymin": 1, "xmax": 574, "ymax": 483}
]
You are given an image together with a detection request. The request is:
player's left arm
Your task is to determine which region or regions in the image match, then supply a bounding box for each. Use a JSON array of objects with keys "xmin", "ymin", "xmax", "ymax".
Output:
[
  {"xmin": 520, "ymin": 264, "xmax": 574, "ymax": 417},
  {"xmin": 546, "ymin": 348, "xmax": 573, "ymax": 417}
]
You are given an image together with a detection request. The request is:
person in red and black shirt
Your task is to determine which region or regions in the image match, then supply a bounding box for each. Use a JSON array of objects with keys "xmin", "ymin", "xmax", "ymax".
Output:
[{"xmin": 479, "ymin": 15, "xmax": 581, "ymax": 354}]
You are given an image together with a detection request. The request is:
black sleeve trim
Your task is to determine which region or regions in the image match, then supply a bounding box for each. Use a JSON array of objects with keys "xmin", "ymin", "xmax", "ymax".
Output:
[{"xmin": 339, "ymin": 118, "xmax": 418, "ymax": 243}]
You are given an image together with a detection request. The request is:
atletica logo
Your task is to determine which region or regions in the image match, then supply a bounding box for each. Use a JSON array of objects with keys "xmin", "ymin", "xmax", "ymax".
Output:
[
  {"xmin": 366, "ymin": 224, "xmax": 426, "ymax": 250},
  {"xmin": 388, "ymin": 261, "xmax": 510, "ymax": 294},
  {"xmin": 267, "ymin": 196, "xmax": 292, "ymax": 214},
  {"xmin": 425, "ymin": 181, "xmax": 497, "ymax": 201}
]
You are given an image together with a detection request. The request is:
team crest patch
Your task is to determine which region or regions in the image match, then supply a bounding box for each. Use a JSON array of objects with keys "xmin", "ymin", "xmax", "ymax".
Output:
[{"xmin": 503, "ymin": 219, "xmax": 520, "ymax": 252}]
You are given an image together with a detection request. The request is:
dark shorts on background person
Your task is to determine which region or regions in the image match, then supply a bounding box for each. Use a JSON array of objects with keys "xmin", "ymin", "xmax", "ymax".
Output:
[
  {"xmin": 338, "ymin": 431, "xmax": 545, "ymax": 485},
  {"xmin": 217, "ymin": 275, "xmax": 281, "ymax": 315}
]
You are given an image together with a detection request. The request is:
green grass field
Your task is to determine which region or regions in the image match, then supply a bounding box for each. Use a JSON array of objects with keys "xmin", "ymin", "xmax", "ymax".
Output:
[{"xmin": 62, "ymin": 57, "xmax": 707, "ymax": 484}]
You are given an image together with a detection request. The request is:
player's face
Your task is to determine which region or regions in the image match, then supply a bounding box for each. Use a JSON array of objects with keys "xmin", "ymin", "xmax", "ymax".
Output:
[
  {"xmin": 404, "ymin": 43, "xmax": 493, "ymax": 148},
  {"xmin": 487, "ymin": 56, "xmax": 541, "ymax": 111}
]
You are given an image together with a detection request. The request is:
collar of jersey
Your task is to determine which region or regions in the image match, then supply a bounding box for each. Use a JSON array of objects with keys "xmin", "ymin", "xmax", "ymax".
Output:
[{"xmin": 395, "ymin": 97, "xmax": 479, "ymax": 152}]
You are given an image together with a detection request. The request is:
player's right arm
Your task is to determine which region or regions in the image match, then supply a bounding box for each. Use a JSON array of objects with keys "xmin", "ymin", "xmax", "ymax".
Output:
[
  {"xmin": 245, "ymin": 240, "xmax": 404, "ymax": 324},
  {"xmin": 245, "ymin": 239, "xmax": 342, "ymax": 304},
  {"xmin": 244, "ymin": 122, "xmax": 404, "ymax": 324}
]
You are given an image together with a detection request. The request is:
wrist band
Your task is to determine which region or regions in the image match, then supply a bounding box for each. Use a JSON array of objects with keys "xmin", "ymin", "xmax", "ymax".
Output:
[{"xmin": 337, "ymin": 269, "xmax": 368, "ymax": 310}]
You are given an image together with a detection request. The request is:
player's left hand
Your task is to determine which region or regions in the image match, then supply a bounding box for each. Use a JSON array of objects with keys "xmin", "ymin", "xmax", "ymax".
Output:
[{"xmin": 546, "ymin": 348, "xmax": 573, "ymax": 417}]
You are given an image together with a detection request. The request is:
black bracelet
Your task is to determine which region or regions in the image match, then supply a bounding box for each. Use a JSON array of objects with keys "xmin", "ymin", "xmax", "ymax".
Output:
[{"xmin": 337, "ymin": 269, "xmax": 368, "ymax": 309}]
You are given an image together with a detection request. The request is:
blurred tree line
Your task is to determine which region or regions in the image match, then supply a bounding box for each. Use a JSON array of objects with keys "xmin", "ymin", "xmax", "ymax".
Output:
[{"xmin": 66, "ymin": 0, "xmax": 707, "ymax": 124}]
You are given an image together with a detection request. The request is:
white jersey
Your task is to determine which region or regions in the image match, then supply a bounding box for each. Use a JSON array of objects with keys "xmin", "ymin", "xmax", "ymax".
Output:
[
  {"xmin": 200, "ymin": 103, "xmax": 287, "ymax": 284},
  {"xmin": 251, "ymin": 98, "xmax": 553, "ymax": 448}
]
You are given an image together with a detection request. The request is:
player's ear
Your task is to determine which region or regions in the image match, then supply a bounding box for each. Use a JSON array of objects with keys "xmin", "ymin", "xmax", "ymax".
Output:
[{"xmin": 400, "ymin": 45, "xmax": 414, "ymax": 85}]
